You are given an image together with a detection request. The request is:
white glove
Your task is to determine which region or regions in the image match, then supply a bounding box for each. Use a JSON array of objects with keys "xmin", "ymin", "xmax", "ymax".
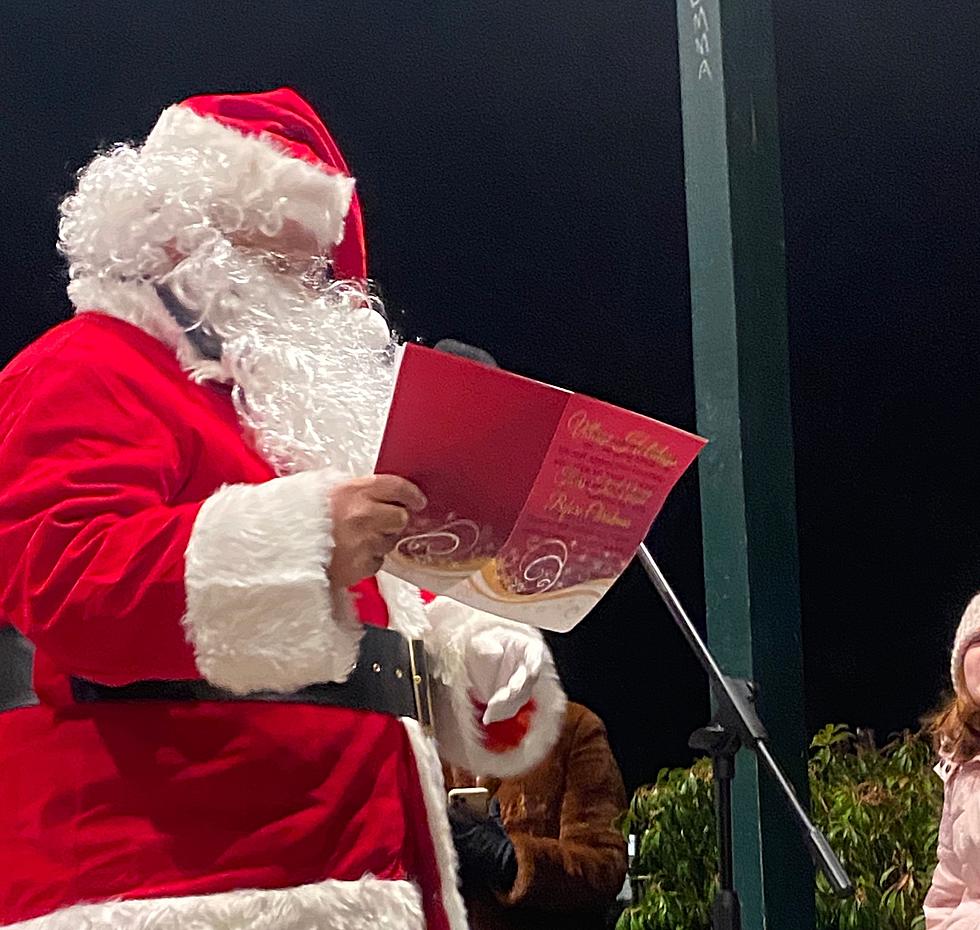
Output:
[{"xmin": 465, "ymin": 628, "xmax": 545, "ymax": 726}]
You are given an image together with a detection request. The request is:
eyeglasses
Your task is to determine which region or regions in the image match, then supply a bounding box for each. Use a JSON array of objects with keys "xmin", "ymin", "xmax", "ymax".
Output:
[
  {"xmin": 300, "ymin": 256, "xmax": 337, "ymax": 291},
  {"xmin": 232, "ymin": 246, "xmax": 336, "ymax": 290}
]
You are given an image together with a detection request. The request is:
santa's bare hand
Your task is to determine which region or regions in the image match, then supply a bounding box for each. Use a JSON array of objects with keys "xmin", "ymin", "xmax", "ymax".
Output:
[{"xmin": 328, "ymin": 475, "xmax": 427, "ymax": 587}]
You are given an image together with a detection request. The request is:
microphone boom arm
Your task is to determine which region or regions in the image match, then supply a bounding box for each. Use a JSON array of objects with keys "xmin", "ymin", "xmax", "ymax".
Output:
[{"xmin": 635, "ymin": 543, "xmax": 853, "ymax": 906}]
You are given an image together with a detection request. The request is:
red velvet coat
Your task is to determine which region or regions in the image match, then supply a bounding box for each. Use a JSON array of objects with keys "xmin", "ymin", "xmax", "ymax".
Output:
[{"xmin": 0, "ymin": 311, "xmax": 566, "ymax": 930}]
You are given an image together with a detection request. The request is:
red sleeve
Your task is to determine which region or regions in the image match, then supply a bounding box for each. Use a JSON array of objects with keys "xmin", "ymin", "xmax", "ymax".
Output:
[{"xmin": 0, "ymin": 355, "xmax": 202, "ymax": 684}]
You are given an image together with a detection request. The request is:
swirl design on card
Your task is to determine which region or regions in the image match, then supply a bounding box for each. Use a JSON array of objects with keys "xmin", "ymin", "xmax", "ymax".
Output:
[
  {"xmin": 498, "ymin": 537, "xmax": 568, "ymax": 594},
  {"xmin": 520, "ymin": 539, "xmax": 568, "ymax": 592},
  {"xmin": 396, "ymin": 517, "xmax": 482, "ymax": 563}
]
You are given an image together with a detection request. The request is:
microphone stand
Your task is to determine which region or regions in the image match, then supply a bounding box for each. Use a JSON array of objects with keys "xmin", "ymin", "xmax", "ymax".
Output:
[{"xmin": 635, "ymin": 544, "xmax": 852, "ymax": 929}]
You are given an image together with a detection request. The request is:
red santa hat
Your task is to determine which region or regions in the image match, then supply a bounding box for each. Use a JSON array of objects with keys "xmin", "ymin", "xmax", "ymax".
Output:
[{"xmin": 141, "ymin": 87, "xmax": 366, "ymax": 279}]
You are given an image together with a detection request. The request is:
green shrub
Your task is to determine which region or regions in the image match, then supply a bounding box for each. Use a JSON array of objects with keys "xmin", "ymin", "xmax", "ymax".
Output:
[{"xmin": 617, "ymin": 726, "xmax": 943, "ymax": 930}]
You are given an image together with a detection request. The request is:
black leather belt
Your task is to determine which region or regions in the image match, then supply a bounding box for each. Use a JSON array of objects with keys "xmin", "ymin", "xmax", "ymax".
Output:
[
  {"xmin": 0, "ymin": 625, "xmax": 38, "ymax": 713},
  {"xmin": 1, "ymin": 624, "xmax": 433, "ymax": 730}
]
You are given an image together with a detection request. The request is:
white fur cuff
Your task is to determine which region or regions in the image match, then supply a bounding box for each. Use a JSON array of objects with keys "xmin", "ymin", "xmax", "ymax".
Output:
[
  {"xmin": 425, "ymin": 601, "xmax": 567, "ymax": 778},
  {"xmin": 183, "ymin": 469, "xmax": 362, "ymax": 694}
]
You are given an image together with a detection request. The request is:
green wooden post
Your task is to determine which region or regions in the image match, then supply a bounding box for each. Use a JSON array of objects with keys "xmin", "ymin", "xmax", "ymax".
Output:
[{"xmin": 675, "ymin": 1, "xmax": 813, "ymax": 928}]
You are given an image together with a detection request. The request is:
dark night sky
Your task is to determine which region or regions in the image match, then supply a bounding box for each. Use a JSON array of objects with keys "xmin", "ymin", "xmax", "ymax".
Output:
[{"xmin": 1, "ymin": 2, "xmax": 979, "ymax": 792}]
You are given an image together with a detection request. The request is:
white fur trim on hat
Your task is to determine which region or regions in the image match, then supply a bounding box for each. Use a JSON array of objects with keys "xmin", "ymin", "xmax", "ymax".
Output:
[
  {"xmin": 951, "ymin": 594, "xmax": 980, "ymax": 695},
  {"xmin": 142, "ymin": 104, "xmax": 355, "ymax": 249},
  {"xmin": 1, "ymin": 876, "xmax": 424, "ymax": 930},
  {"xmin": 423, "ymin": 598, "xmax": 567, "ymax": 778},
  {"xmin": 183, "ymin": 468, "xmax": 363, "ymax": 694}
]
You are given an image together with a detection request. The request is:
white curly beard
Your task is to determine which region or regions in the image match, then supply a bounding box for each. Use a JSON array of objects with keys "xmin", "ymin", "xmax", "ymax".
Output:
[
  {"xmin": 158, "ymin": 239, "xmax": 398, "ymax": 478},
  {"xmin": 59, "ymin": 136, "xmax": 397, "ymax": 479}
]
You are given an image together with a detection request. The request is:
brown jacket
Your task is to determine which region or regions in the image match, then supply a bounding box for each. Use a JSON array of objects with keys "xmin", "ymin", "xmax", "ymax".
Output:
[{"xmin": 445, "ymin": 702, "xmax": 628, "ymax": 930}]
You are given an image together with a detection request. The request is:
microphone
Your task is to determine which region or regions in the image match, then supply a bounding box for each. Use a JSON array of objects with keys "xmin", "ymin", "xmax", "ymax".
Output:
[{"xmin": 433, "ymin": 338, "xmax": 498, "ymax": 369}]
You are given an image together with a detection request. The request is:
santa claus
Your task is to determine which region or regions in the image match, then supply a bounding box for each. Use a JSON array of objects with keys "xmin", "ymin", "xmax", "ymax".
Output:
[{"xmin": 0, "ymin": 88, "xmax": 566, "ymax": 930}]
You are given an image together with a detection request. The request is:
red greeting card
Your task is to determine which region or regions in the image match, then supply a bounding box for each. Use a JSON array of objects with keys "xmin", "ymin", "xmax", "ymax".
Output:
[{"xmin": 374, "ymin": 344, "xmax": 706, "ymax": 631}]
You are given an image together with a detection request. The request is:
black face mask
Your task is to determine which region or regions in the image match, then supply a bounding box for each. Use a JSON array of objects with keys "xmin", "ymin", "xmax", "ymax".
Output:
[{"xmin": 153, "ymin": 282, "xmax": 223, "ymax": 360}]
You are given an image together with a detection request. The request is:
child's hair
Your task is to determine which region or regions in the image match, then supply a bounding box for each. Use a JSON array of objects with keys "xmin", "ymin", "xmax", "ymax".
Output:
[{"xmin": 926, "ymin": 693, "xmax": 980, "ymax": 761}]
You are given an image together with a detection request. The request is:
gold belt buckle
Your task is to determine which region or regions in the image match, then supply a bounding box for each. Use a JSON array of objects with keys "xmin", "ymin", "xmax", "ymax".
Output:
[{"xmin": 407, "ymin": 639, "xmax": 434, "ymax": 736}]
